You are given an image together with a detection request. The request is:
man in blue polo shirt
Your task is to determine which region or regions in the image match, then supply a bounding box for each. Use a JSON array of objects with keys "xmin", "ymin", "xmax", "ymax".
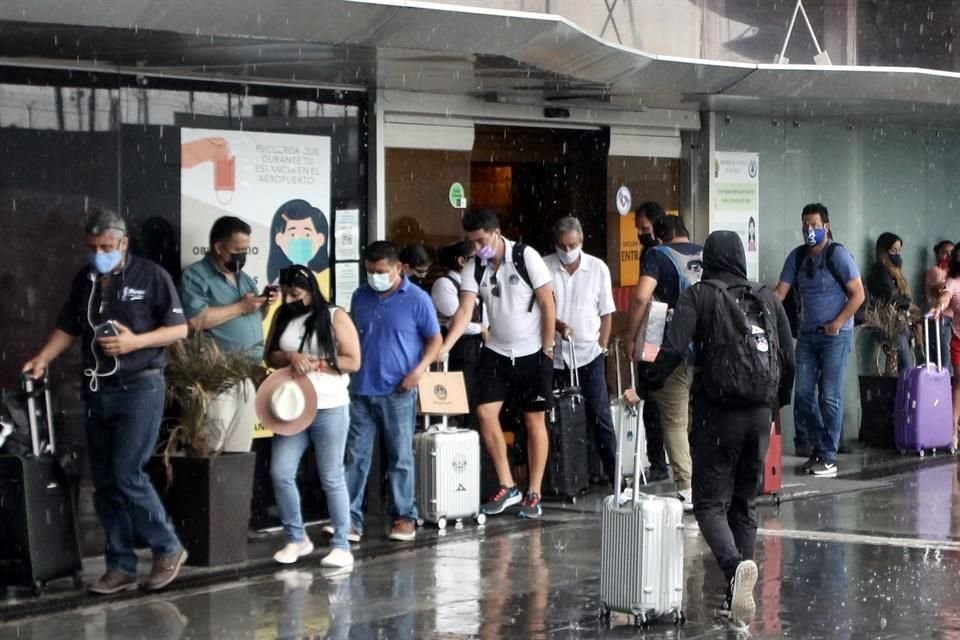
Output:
[
  {"xmin": 346, "ymin": 241, "xmax": 442, "ymax": 542},
  {"xmin": 180, "ymin": 216, "xmax": 276, "ymax": 452},
  {"xmin": 775, "ymin": 203, "xmax": 865, "ymax": 478},
  {"xmin": 23, "ymin": 209, "xmax": 189, "ymax": 594}
]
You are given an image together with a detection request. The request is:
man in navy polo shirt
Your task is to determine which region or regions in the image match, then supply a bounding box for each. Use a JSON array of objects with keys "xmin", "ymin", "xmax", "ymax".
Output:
[
  {"xmin": 23, "ymin": 209, "xmax": 189, "ymax": 594},
  {"xmin": 345, "ymin": 241, "xmax": 442, "ymax": 542}
]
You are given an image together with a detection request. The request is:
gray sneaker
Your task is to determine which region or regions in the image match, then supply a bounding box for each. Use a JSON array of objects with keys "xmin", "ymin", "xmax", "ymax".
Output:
[
  {"xmin": 482, "ymin": 485, "xmax": 523, "ymax": 515},
  {"xmin": 517, "ymin": 493, "xmax": 543, "ymax": 519},
  {"xmin": 729, "ymin": 560, "xmax": 758, "ymax": 626}
]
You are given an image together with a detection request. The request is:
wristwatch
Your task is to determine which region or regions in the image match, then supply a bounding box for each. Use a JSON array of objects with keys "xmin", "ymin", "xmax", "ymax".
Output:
[
  {"xmin": 542, "ymin": 347, "xmax": 555, "ymax": 357},
  {"xmin": 601, "ymin": 347, "xmax": 610, "ymax": 357}
]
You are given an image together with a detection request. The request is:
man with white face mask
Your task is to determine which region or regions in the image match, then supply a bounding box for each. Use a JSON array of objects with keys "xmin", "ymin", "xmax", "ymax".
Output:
[
  {"xmin": 345, "ymin": 241, "xmax": 442, "ymax": 542},
  {"xmin": 544, "ymin": 216, "xmax": 618, "ymax": 486}
]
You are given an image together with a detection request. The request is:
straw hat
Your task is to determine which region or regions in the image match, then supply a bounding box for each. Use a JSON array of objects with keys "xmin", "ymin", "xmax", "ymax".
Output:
[{"xmin": 254, "ymin": 367, "xmax": 318, "ymax": 436}]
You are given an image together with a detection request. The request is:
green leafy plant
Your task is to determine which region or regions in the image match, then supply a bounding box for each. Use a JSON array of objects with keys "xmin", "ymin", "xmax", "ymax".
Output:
[
  {"xmin": 161, "ymin": 334, "xmax": 263, "ymax": 484},
  {"xmin": 860, "ymin": 301, "xmax": 913, "ymax": 377}
]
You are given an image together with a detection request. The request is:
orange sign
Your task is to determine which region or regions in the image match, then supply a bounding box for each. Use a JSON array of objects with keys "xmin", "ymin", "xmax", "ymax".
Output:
[{"xmin": 619, "ymin": 214, "xmax": 640, "ymax": 287}]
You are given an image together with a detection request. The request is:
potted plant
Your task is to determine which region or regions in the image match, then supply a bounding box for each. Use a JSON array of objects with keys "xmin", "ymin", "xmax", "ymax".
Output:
[
  {"xmin": 149, "ymin": 334, "xmax": 263, "ymax": 567},
  {"xmin": 857, "ymin": 301, "xmax": 912, "ymax": 449}
]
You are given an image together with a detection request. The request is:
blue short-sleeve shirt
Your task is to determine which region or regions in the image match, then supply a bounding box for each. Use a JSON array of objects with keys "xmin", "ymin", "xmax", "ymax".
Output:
[
  {"xmin": 349, "ymin": 276, "xmax": 441, "ymax": 396},
  {"xmin": 780, "ymin": 243, "xmax": 860, "ymax": 333}
]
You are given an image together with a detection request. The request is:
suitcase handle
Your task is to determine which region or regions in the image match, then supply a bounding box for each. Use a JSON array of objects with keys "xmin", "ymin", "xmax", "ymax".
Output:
[
  {"xmin": 564, "ymin": 336, "xmax": 579, "ymax": 389},
  {"xmin": 923, "ymin": 312, "xmax": 943, "ymax": 372},
  {"xmin": 21, "ymin": 371, "xmax": 56, "ymax": 457},
  {"xmin": 611, "ymin": 338, "xmax": 647, "ymax": 503}
]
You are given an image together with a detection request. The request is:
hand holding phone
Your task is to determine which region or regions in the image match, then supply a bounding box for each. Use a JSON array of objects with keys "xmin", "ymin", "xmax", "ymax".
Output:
[{"xmin": 94, "ymin": 321, "xmax": 119, "ymax": 338}]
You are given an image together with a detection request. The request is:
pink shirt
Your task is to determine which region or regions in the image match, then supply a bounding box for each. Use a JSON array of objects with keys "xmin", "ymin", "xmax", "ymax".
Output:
[
  {"xmin": 945, "ymin": 279, "xmax": 960, "ymax": 337},
  {"xmin": 928, "ymin": 266, "xmax": 953, "ymax": 318}
]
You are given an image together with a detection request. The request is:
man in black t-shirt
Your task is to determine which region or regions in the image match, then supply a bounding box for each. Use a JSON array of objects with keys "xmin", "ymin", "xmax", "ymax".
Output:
[
  {"xmin": 23, "ymin": 210, "xmax": 189, "ymax": 595},
  {"xmin": 624, "ymin": 211, "xmax": 703, "ymax": 511}
]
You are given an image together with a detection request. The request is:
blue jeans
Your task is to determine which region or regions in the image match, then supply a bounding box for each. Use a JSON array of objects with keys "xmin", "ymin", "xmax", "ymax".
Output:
[
  {"xmin": 345, "ymin": 391, "xmax": 418, "ymax": 532},
  {"xmin": 84, "ymin": 374, "xmax": 181, "ymax": 576},
  {"xmin": 793, "ymin": 331, "xmax": 854, "ymax": 463},
  {"xmin": 270, "ymin": 404, "xmax": 351, "ymax": 550},
  {"xmin": 555, "ymin": 354, "xmax": 618, "ymax": 484}
]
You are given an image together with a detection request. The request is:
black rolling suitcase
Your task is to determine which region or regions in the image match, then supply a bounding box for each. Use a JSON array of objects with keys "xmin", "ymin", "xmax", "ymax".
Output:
[
  {"xmin": 543, "ymin": 339, "xmax": 590, "ymax": 501},
  {"xmin": 0, "ymin": 374, "xmax": 82, "ymax": 595}
]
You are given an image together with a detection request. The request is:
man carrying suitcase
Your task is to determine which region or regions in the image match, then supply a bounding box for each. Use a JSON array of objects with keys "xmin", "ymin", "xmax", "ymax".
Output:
[
  {"xmin": 22, "ymin": 209, "xmax": 189, "ymax": 594},
  {"xmin": 642, "ymin": 231, "xmax": 795, "ymax": 626}
]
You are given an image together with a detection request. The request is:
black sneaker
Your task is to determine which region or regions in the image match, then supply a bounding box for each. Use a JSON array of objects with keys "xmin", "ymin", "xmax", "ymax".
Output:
[
  {"xmin": 729, "ymin": 560, "xmax": 758, "ymax": 626},
  {"xmin": 800, "ymin": 454, "xmax": 819, "ymax": 474},
  {"xmin": 810, "ymin": 460, "xmax": 838, "ymax": 478},
  {"xmin": 481, "ymin": 485, "xmax": 522, "ymax": 515},
  {"xmin": 646, "ymin": 466, "xmax": 671, "ymax": 482},
  {"xmin": 517, "ymin": 493, "xmax": 543, "ymax": 519}
]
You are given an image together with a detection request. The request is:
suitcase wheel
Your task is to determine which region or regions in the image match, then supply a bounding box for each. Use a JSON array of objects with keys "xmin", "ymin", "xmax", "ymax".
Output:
[
  {"xmin": 951, "ymin": 447, "xmax": 957, "ymax": 455},
  {"xmin": 673, "ymin": 610, "xmax": 686, "ymax": 626},
  {"xmin": 475, "ymin": 513, "xmax": 487, "ymax": 526},
  {"xmin": 598, "ymin": 605, "xmax": 611, "ymax": 623},
  {"xmin": 634, "ymin": 613, "xmax": 648, "ymax": 628},
  {"xmin": 436, "ymin": 517, "xmax": 448, "ymax": 531},
  {"xmin": 918, "ymin": 449, "xmax": 926, "ymax": 458}
]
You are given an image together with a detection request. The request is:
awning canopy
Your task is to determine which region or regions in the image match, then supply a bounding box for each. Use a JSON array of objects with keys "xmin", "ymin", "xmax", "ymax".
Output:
[{"xmin": 2, "ymin": 0, "xmax": 960, "ymax": 126}]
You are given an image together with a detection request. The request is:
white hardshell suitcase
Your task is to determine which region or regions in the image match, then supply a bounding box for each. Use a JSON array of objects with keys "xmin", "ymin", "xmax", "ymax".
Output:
[
  {"xmin": 600, "ymin": 353, "xmax": 685, "ymax": 627},
  {"xmin": 415, "ymin": 415, "xmax": 485, "ymax": 530}
]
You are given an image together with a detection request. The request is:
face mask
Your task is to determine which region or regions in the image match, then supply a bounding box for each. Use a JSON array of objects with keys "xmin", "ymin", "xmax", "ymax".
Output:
[
  {"xmin": 476, "ymin": 234, "xmax": 498, "ymax": 262},
  {"xmin": 285, "ymin": 299, "xmax": 308, "ymax": 316},
  {"xmin": 557, "ymin": 247, "xmax": 581, "ymax": 265},
  {"xmin": 287, "ymin": 238, "xmax": 315, "ymax": 266},
  {"xmin": 368, "ymin": 272, "xmax": 394, "ymax": 292},
  {"xmin": 224, "ymin": 252, "xmax": 246, "ymax": 273},
  {"xmin": 89, "ymin": 250, "xmax": 122, "ymax": 275},
  {"xmin": 889, "ymin": 254, "xmax": 903, "ymax": 268},
  {"xmin": 805, "ymin": 227, "xmax": 826, "ymax": 247},
  {"xmin": 638, "ymin": 233, "xmax": 657, "ymax": 250}
]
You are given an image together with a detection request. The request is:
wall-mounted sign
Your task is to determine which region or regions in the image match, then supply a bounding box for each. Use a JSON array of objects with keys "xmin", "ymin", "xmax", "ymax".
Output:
[
  {"xmin": 616, "ymin": 185, "xmax": 632, "ymax": 216},
  {"xmin": 710, "ymin": 152, "xmax": 760, "ymax": 280},
  {"xmin": 449, "ymin": 182, "xmax": 467, "ymax": 209}
]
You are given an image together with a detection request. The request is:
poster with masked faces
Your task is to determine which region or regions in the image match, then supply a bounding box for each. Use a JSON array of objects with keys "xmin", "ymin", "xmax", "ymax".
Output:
[
  {"xmin": 180, "ymin": 128, "xmax": 332, "ymax": 295},
  {"xmin": 710, "ymin": 151, "xmax": 759, "ymax": 280}
]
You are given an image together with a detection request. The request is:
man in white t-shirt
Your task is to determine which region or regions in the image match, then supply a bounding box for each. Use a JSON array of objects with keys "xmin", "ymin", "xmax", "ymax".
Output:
[
  {"xmin": 544, "ymin": 216, "xmax": 618, "ymax": 487},
  {"xmin": 441, "ymin": 209, "xmax": 556, "ymax": 519}
]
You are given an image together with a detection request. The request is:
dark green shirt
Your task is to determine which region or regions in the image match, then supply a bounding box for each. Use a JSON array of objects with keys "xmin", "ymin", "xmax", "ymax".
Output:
[{"xmin": 180, "ymin": 255, "xmax": 263, "ymax": 358}]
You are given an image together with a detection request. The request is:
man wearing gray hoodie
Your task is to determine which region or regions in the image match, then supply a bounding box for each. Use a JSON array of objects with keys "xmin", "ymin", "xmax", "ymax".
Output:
[{"xmin": 643, "ymin": 231, "xmax": 795, "ymax": 627}]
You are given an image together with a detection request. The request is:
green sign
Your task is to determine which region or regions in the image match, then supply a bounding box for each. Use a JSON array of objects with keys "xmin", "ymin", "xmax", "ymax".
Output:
[{"xmin": 449, "ymin": 182, "xmax": 466, "ymax": 209}]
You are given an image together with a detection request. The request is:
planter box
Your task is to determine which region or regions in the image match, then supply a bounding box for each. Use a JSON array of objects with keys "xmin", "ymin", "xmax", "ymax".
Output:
[
  {"xmin": 858, "ymin": 375, "xmax": 898, "ymax": 450},
  {"xmin": 148, "ymin": 452, "xmax": 256, "ymax": 567}
]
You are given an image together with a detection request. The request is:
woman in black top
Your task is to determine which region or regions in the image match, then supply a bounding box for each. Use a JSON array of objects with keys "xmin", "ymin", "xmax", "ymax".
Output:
[{"xmin": 866, "ymin": 232, "xmax": 916, "ymax": 371}]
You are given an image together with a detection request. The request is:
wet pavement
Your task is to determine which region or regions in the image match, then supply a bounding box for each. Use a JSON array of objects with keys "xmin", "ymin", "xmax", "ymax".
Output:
[{"xmin": 4, "ymin": 460, "xmax": 960, "ymax": 638}]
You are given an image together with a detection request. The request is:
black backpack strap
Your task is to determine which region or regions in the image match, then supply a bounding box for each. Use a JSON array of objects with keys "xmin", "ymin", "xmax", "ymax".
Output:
[
  {"xmin": 791, "ymin": 245, "xmax": 809, "ymax": 290},
  {"xmin": 823, "ymin": 243, "xmax": 849, "ymax": 292},
  {"xmin": 442, "ymin": 274, "xmax": 460, "ymax": 292},
  {"xmin": 474, "ymin": 256, "xmax": 485, "ymax": 290},
  {"xmin": 511, "ymin": 242, "xmax": 536, "ymax": 312}
]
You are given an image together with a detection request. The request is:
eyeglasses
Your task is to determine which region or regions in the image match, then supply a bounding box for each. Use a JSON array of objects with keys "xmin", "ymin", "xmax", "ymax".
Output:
[{"xmin": 490, "ymin": 273, "xmax": 501, "ymax": 298}]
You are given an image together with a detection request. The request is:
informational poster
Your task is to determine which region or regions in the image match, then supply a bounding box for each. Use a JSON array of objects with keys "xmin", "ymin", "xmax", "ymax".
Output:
[
  {"xmin": 335, "ymin": 262, "xmax": 361, "ymax": 311},
  {"xmin": 333, "ymin": 209, "xmax": 360, "ymax": 261},
  {"xmin": 619, "ymin": 213, "xmax": 641, "ymax": 288},
  {"xmin": 180, "ymin": 128, "xmax": 332, "ymax": 295},
  {"xmin": 710, "ymin": 151, "xmax": 759, "ymax": 280}
]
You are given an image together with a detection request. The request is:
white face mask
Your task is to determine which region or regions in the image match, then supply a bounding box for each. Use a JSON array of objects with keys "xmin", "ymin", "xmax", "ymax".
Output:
[
  {"xmin": 556, "ymin": 246, "xmax": 581, "ymax": 265},
  {"xmin": 368, "ymin": 272, "xmax": 394, "ymax": 292}
]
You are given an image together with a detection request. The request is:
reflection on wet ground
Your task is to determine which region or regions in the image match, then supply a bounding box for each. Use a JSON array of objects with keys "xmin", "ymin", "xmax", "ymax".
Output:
[{"xmin": 4, "ymin": 464, "xmax": 960, "ymax": 639}]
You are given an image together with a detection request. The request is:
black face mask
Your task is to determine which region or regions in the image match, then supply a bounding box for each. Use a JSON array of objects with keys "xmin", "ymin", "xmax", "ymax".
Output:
[
  {"xmin": 285, "ymin": 300, "xmax": 308, "ymax": 316},
  {"xmin": 224, "ymin": 252, "xmax": 246, "ymax": 273},
  {"xmin": 638, "ymin": 233, "xmax": 658, "ymax": 250},
  {"xmin": 888, "ymin": 254, "xmax": 902, "ymax": 268}
]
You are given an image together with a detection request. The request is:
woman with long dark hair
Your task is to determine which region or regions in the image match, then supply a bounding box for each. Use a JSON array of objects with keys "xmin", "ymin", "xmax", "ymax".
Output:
[
  {"xmin": 866, "ymin": 232, "xmax": 916, "ymax": 371},
  {"xmin": 265, "ymin": 264, "xmax": 361, "ymax": 567},
  {"xmin": 934, "ymin": 245, "xmax": 960, "ymax": 448}
]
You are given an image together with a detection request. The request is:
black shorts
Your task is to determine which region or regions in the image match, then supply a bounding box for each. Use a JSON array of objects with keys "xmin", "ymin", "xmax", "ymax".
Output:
[{"xmin": 474, "ymin": 347, "xmax": 554, "ymax": 413}]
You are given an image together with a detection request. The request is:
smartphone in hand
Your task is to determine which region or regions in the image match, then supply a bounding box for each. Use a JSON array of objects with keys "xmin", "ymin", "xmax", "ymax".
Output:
[
  {"xmin": 94, "ymin": 320, "xmax": 118, "ymax": 338},
  {"xmin": 262, "ymin": 285, "xmax": 280, "ymax": 298}
]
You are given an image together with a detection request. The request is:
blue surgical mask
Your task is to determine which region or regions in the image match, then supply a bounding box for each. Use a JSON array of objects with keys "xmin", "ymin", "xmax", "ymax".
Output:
[
  {"xmin": 368, "ymin": 272, "xmax": 394, "ymax": 292},
  {"xmin": 89, "ymin": 250, "xmax": 122, "ymax": 274},
  {"xmin": 805, "ymin": 227, "xmax": 826, "ymax": 247},
  {"xmin": 286, "ymin": 238, "xmax": 315, "ymax": 266}
]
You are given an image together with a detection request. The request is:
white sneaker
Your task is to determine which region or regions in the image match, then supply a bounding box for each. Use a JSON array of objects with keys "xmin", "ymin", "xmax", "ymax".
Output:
[
  {"xmin": 273, "ymin": 539, "xmax": 314, "ymax": 565},
  {"xmin": 321, "ymin": 548, "xmax": 355, "ymax": 568},
  {"xmin": 321, "ymin": 525, "xmax": 335, "ymax": 536},
  {"xmin": 678, "ymin": 488, "xmax": 694, "ymax": 512}
]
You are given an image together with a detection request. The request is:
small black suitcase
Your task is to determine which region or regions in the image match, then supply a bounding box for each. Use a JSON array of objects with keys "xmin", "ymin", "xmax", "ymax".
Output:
[
  {"xmin": 0, "ymin": 374, "xmax": 82, "ymax": 595},
  {"xmin": 543, "ymin": 339, "xmax": 590, "ymax": 501}
]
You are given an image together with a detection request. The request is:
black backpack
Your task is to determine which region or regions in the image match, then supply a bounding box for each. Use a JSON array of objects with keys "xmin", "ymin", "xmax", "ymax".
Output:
[
  {"xmin": 698, "ymin": 280, "xmax": 782, "ymax": 409},
  {"xmin": 474, "ymin": 241, "xmax": 536, "ymax": 312},
  {"xmin": 784, "ymin": 242, "xmax": 863, "ymax": 337}
]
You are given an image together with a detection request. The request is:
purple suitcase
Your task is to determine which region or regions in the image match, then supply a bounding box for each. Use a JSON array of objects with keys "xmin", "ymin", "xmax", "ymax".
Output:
[{"xmin": 894, "ymin": 318, "xmax": 955, "ymax": 456}]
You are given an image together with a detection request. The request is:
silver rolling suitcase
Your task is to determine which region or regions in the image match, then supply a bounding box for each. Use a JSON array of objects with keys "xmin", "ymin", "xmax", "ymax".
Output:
[
  {"xmin": 600, "ymin": 385, "xmax": 685, "ymax": 627},
  {"xmin": 611, "ymin": 338, "xmax": 647, "ymax": 480},
  {"xmin": 415, "ymin": 415, "xmax": 485, "ymax": 530}
]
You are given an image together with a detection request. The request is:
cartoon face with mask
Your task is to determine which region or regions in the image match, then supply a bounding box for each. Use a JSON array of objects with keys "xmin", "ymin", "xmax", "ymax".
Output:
[
  {"xmin": 267, "ymin": 199, "xmax": 330, "ymax": 286},
  {"xmin": 275, "ymin": 215, "xmax": 325, "ymax": 266}
]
